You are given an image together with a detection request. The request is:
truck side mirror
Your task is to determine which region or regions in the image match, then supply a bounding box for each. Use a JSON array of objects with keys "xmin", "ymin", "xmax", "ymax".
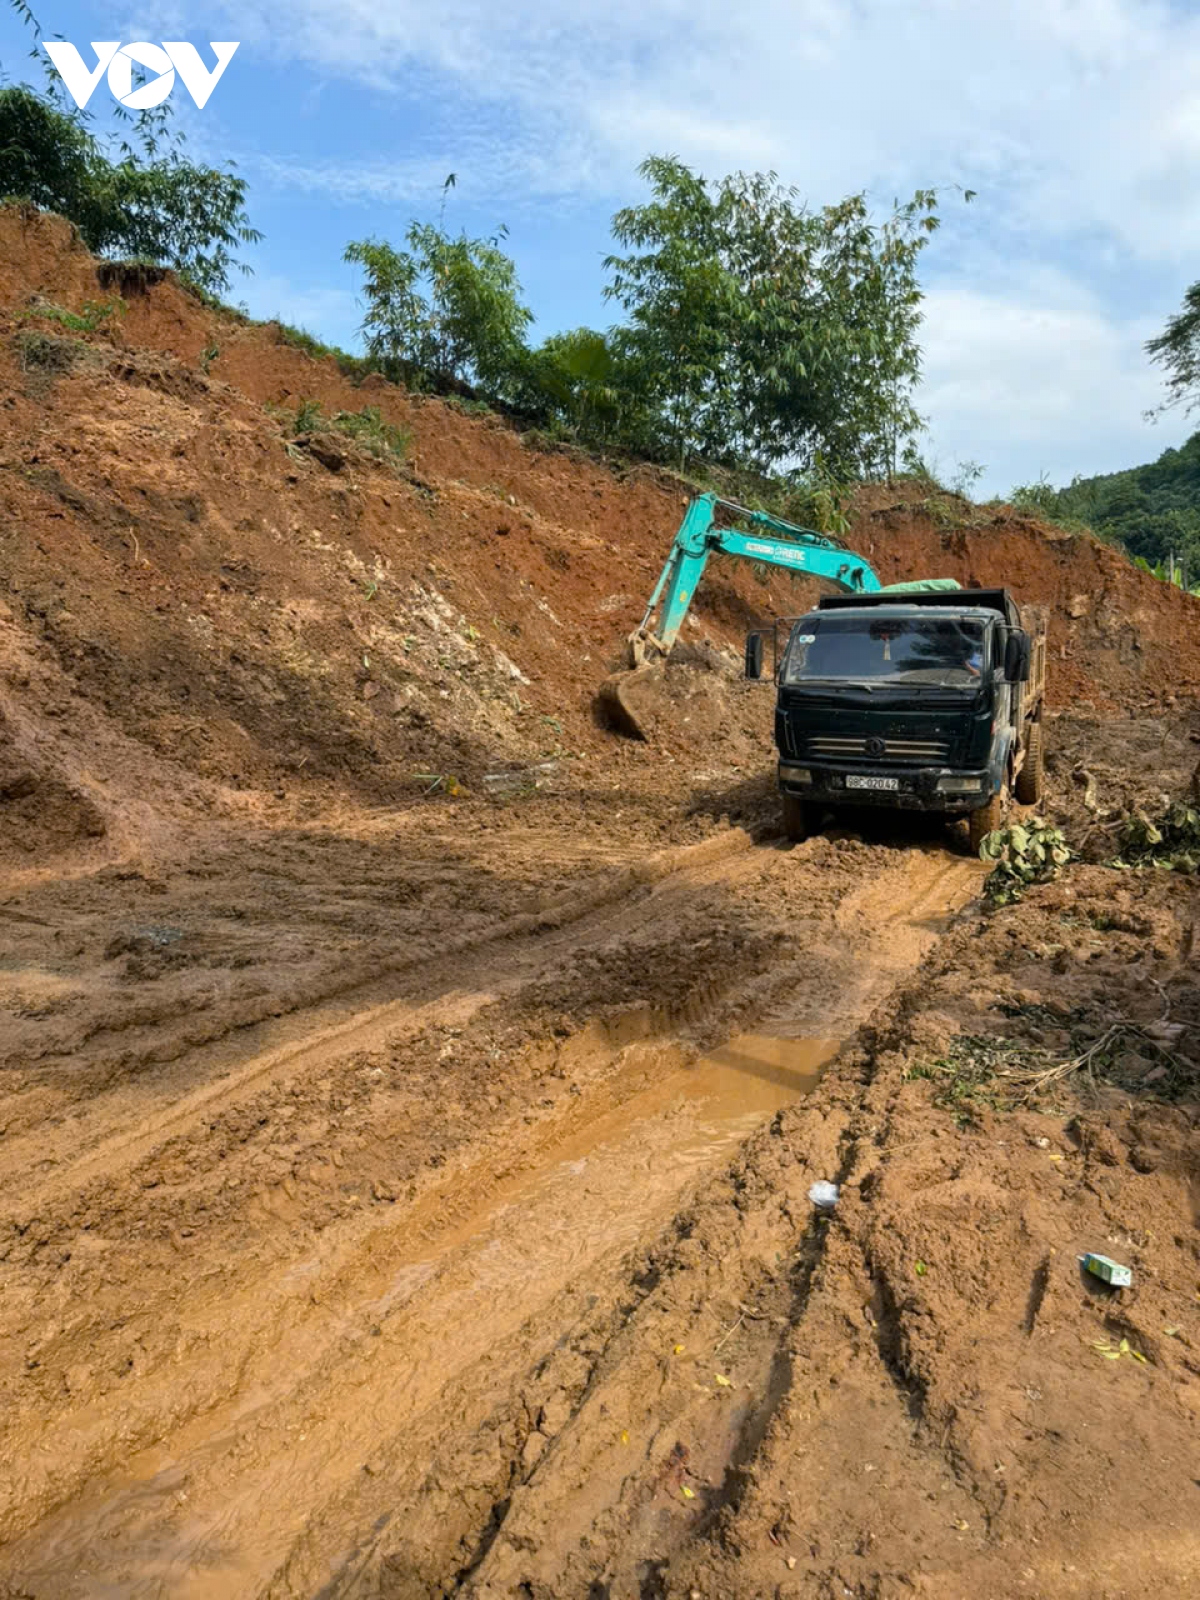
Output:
[
  {"xmin": 1004, "ymin": 629, "xmax": 1031, "ymax": 683},
  {"xmin": 744, "ymin": 632, "xmax": 766, "ymax": 680}
]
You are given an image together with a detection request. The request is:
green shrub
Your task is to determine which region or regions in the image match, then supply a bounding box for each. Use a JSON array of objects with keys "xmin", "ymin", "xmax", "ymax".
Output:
[
  {"xmin": 23, "ymin": 297, "xmax": 123, "ymax": 333},
  {"xmin": 331, "ymin": 405, "xmax": 409, "ymax": 461},
  {"xmin": 292, "ymin": 398, "xmax": 324, "ymax": 434}
]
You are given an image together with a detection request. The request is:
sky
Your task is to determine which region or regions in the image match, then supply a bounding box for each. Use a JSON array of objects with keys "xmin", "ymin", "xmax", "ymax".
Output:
[{"xmin": 4, "ymin": 0, "xmax": 1200, "ymax": 496}]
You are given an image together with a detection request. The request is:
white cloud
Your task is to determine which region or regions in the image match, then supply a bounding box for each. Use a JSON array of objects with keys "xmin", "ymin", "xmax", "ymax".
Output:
[
  {"xmin": 218, "ymin": 0, "xmax": 1200, "ymax": 264},
  {"xmin": 918, "ymin": 273, "xmax": 1182, "ymax": 496}
]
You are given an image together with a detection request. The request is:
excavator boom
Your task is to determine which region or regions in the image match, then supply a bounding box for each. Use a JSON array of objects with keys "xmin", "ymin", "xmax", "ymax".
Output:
[{"xmin": 629, "ymin": 493, "xmax": 879, "ymax": 665}]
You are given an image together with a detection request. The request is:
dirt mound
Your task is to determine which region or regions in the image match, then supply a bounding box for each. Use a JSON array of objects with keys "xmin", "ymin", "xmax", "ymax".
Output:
[{"xmin": 851, "ymin": 485, "xmax": 1200, "ymax": 712}]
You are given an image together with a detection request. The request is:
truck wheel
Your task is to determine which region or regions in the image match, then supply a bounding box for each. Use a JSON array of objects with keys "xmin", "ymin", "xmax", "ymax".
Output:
[
  {"xmin": 782, "ymin": 794, "xmax": 810, "ymax": 842},
  {"xmin": 967, "ymin": 792, "xmax": 1005, "ymax": 855},
  {"xmin": 1015, "ymin": 720, "xmax": 1045, "ymax": 805}
]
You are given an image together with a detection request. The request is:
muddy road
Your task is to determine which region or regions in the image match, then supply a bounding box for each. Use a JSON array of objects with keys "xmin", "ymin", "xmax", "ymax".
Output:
[{"xmin": 0, "ymin": 794, "xmax": 982, "ymax": 1598}]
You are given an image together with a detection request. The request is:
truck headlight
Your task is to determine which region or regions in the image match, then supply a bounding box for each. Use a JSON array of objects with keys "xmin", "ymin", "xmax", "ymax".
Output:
[
  {"xmin": 779, "ymin": 765, "xmax": 812, "ymax": 784},
  {"xmin": 936, "ymin": 776, "xmax": 983, "ymax": 793}
]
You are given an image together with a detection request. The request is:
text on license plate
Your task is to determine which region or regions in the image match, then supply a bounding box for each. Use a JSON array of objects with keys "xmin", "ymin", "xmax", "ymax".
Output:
[{"xmin": 846, "ymin": 775, "xmax": 899, "ymax": 791}]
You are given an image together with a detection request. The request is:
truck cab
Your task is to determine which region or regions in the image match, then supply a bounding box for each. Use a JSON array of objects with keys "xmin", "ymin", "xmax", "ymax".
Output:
[{"xmin": 745, "ymin": 588, "xmax": 1046, "ymax": 850}]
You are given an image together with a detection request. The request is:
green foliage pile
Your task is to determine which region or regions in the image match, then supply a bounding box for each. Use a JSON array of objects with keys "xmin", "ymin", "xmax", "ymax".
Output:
[
  {"xmin": 22, "ymin": 295, "xmax": 122, "ymax": 332},
  {"xmin": 329, "ymin": 405, "xmax": 409, "ymax": 461},
  {"xmin": 1115, "ymin": 801, "xmax": 1200, "ymax": 873},
  {"xmin": 979, "ymin": 818, "xmax": 1074, "ymax": 905},
  {"xmin": 904, "ymin": 1034, "xmax": 1023, "ymax": 1119},
  {"xmin": 909, "ymin": 1019, "xmax": 1196, "ymax": 1115}
]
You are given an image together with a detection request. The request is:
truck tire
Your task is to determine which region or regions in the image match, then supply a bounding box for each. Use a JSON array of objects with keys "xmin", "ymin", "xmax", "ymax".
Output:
[
  {"xmin": 1015, "ymin": 720, "xmax": 1045, "ymax": 806},
  {"xmin": 967, "ymin": 791, "xmax": 1004, "ymax": 855},
  {"xmin": 782, "ymin": 794, "xmax": 810, "ymax": 842}
]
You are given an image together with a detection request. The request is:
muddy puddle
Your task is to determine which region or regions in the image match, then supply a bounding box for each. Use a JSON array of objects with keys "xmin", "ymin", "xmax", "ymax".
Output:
[{"xmin": 381, "ymin": 1030, "xmax": 840, "ymax": 1310}]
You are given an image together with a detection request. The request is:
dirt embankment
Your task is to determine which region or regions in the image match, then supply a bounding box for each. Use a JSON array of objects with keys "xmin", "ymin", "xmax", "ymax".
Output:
[
  {"xmin": 1, "ymin": 206, "xmax": 1199, "ymax": 1600},
  {"xmin": 3, "ymin": 205, "xmax": 1200, "ymax": 866}
]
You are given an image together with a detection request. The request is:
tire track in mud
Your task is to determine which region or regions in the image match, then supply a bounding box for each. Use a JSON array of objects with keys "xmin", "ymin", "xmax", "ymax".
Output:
[
  {"xmin": 0, "ymin": 833, "xmax": 982, "ymax": 1596},
  {"xmin": 2, "ymin": 831, "xmax": 754, "ymax": 1214}
]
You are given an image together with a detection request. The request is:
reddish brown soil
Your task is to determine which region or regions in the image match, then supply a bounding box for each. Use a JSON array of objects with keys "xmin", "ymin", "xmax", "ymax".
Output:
[
  {"xmin": 3, "ymin": 207, "xmax": 1198, "ymax": 831},
  {"xmin": 1, "ymin": 208, "xmax": 1198, "ymax": 1600}
]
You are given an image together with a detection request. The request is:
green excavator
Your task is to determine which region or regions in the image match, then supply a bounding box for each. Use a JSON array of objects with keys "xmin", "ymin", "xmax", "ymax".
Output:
[
  {"xmin": 599, "ymin": 492, "xmax": 955, "ymax": 739},
  {"xmin": 600, "ymin": 493, "xmax": 1047, "ymax": 849}
]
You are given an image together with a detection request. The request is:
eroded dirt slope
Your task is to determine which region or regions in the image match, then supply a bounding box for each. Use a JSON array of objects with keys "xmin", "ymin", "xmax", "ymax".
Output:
[{"xmin": 4, "ymin": 205, "xmax": 1200, "ymax": 860}]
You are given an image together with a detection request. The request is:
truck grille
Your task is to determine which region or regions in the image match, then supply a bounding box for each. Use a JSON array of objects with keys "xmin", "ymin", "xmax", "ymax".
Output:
[{"xmin": 806, "ymin": 736, "xmax": 950, "ymax": 763}]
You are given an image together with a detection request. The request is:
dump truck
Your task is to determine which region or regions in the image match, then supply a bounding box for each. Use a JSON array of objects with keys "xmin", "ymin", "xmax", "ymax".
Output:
[{"xmin": 745, "ymin": 588, "xmax": 1047, "ymax": 848}]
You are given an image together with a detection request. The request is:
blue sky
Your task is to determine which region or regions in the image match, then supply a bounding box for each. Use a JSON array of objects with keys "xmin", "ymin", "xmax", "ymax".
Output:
[{"xmin": 5, "ymin": 0, "xmax": 1200, "ymax": 496}]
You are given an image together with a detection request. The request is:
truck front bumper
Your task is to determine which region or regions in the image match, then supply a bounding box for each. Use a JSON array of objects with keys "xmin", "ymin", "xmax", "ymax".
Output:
[{"xmin": 778, "ymin": 762, "xmax": 997, "ymax": 815}]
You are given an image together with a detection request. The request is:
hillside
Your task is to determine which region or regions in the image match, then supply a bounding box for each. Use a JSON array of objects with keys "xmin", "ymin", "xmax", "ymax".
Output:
[
  {"xmin": 2, "ymin": 208, "xmax": 1200, "ymax": 1600},
  {"xmin": 3, "ymin": 207, "xmax": 1200, "ymax": 867},
  {"xmin": 1033, "ymin": 429, "xmax": 1200, "ymax": 576}
]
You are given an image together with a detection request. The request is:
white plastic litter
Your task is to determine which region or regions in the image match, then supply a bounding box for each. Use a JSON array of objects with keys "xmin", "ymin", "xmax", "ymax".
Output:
[{"xmin": 808, "ymin": 1181, "xmax": 839, "ymax": 1209}]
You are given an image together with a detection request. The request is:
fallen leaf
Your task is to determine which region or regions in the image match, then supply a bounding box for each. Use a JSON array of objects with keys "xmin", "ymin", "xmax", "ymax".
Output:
[
  {"xmin": 952, "ymin": 1518, "xmax": 969, "ymax": 1531},
  {"xmin": 673, "ymin": 1344, "xmax": 685, "ymax": 1355},
  {"xmin": 619, "ymin": 1430, "xmax": 629, "ymax": 1446},
  {"xmin": 1048, "ymin": 1153, "xmax": 1063, "ymax": 1162},
  {"xmin": 681, "ymin": 1485, "xmax": 695, "ymax": 1500},
  {"xmin": 915, "ymin": 1260, "xmax": 928, "ymax": 1277},
  {"xmin": 714, "ymin": 1374, "xmax": 732, "ymax": 1388},
  {"xmin": 1164, "ymin": 1326, "xmax": 1181, "ymax": 1338}
]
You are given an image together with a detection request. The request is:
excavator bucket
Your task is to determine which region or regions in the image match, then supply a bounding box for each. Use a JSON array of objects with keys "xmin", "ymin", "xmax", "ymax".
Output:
[{"xmin": 596, "ymin": 662, "xmax": 666, "ymax": 741}]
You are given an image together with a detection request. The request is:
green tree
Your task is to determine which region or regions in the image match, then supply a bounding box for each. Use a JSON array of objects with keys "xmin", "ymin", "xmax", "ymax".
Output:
[
  {"xmin": 0, "ymin": 85, "xmax": 260, "ymax": 294},
  {"xmin": 1147, "ymin": 281, "xmax": 1200, "ymax": 414},
  {"xmin": 604, "ymin": 158, "xmax": 740, "ymax": 467},
  {"xmin": 2, "ymin": 4, "xmax": 259, "ymax": 294},
  {"xmin": 514, "ymin": 326, "xmax": 661, "ymax": 449},
  {"xmin": 344, "ymin": 224, "xmax": 532, "ymax": 393},
  {"xmin": 603, "ymin": 156, "xmax": 946, "ymax": 475}
]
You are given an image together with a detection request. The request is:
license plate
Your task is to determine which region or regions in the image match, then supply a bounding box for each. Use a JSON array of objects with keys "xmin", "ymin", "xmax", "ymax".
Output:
[{"xmin": 846, "ymin": 775, "xmax": 900, "ymax": 792}]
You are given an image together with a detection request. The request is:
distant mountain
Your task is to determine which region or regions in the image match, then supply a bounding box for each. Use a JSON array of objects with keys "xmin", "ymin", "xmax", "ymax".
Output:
[{"xmin": 1024, "ymin": 431, "xmax": 1200, "ymax": 580}]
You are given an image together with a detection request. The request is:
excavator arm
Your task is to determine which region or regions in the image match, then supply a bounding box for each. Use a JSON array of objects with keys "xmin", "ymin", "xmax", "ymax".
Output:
[{"xmin": 628, "ymin": 493, "xmax": 880, "ymax": 665}]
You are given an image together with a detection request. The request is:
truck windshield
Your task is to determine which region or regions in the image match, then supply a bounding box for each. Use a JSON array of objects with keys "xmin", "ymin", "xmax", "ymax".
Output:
[{"xmin": 782, "ymin": 615, "xmax": 986, "ymax": 688}]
